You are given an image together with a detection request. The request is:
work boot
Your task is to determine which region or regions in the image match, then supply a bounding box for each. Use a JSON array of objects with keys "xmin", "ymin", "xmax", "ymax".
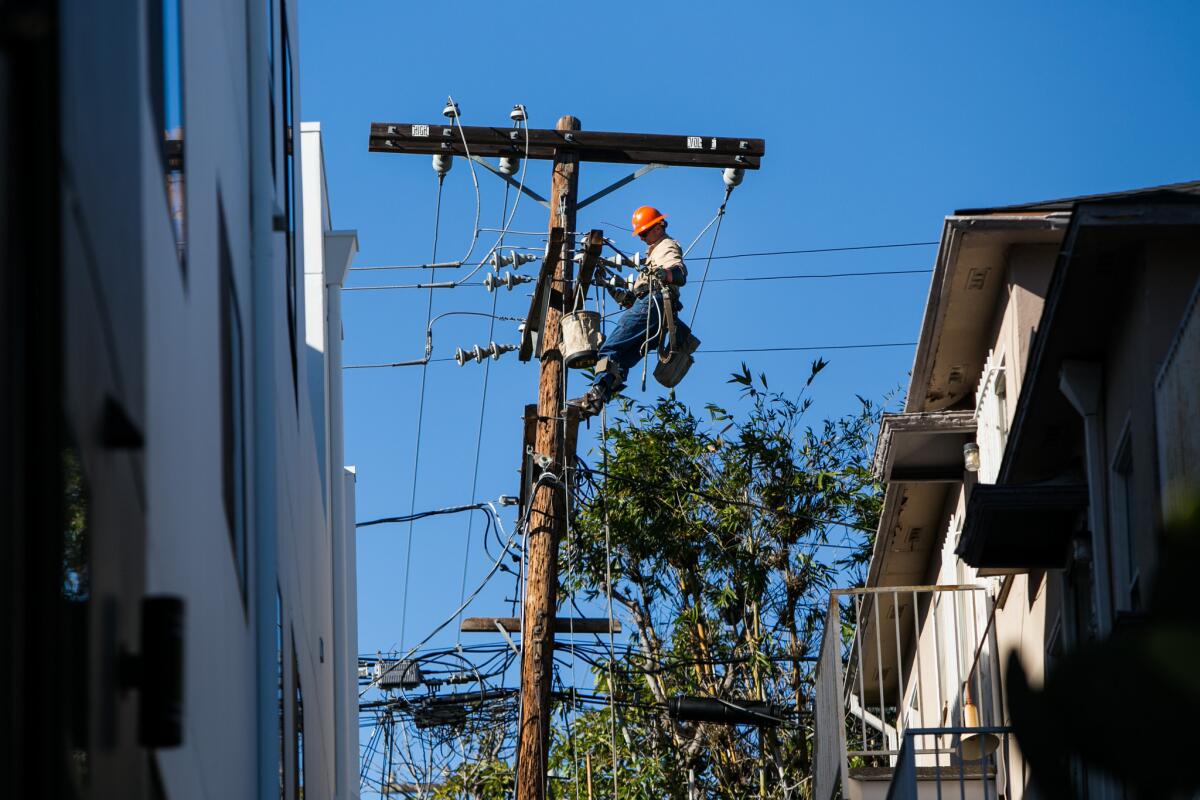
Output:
[{"xmin": 566, "ymin": 385, "xmax": 607, "ymax": 419}]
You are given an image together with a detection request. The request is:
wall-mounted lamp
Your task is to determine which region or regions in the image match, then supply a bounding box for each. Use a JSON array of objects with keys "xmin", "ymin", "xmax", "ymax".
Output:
[{"xmin": 963, "ymin": 442, "xmax": 981, "ymax": 473}]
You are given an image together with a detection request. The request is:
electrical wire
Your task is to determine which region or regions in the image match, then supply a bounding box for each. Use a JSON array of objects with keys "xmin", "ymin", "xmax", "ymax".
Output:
[
  {"xmin": 457, "ymin": 183, "xmax": 510, "ymax": 643},
  {"xmin": 343, "ymin": 266, "xmax": 931, "ymax": 292},
  {"xmin": 460, "ymin": 113, "xmax": 531, "ymax": 285},
  {"xmin": 355, "ymin": 502, "xmax": 496, "ymax": 529},
  {"xmin": 700, "ymin": 268, "xmax": 931, "ymax": 282},
  {"xmin": 398, "ymin": 174, "xmax": 445, "ymax": 655},
  {"xmin": 698, "ymin": 341, "xmax": 916, "ymax": 354},
  {"xmin": 348, "ymin": 238, "xmax": 939, "ymax": 272},
  {"xmin": 705, "ymin": 240, "xmax": 938, "ymax": 260},
  {"xmin": 447, "ymin": 94, "xmax": 483, "ymax": 269}
]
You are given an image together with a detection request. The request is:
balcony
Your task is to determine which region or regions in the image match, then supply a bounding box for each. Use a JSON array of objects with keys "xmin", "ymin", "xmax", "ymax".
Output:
[{"xmin": 813, "ymin": 586, "xmax": 1010, "ymax": 800}]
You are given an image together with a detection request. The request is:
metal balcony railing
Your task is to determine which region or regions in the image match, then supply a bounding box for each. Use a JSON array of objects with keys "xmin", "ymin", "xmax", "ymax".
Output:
[
  {"xmin": 813, "ymin": 585, "xmax": 1005, "ymax": 800},
  {"xmin": 887, "ymin": 727, "xmax": 1013, "ymax": 800}
]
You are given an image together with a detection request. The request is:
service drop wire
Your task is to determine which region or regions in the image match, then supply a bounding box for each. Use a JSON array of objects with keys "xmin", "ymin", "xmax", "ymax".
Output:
[
  {"xmin": 398, "ymin": 174, "xmax": 444, "ymax": 655},
  {"xmin": 396, "ymin": 504, "xmax": 515, "ymax": 673}
]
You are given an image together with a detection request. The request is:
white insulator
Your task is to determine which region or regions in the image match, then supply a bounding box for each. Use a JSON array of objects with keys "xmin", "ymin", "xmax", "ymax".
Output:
[
  {"xmin": 442, "ymin": 98, "xmax": 460, "ymax": 119},
  {"xmin": 484, "ymin": 273, "xmax": 498, "ymax": 292},
  {"xmin": 510, "ymin": 104, "xmax": 527, "ymax": 122},
  {"xmin": 723, "ymin": 167, "xmax": 745, "ymax": 189},
  {"xmin": 454, "ymin": 346, "xmax": 470, "ymax": 366},
  {"xmin": 514, "ymin": 253, "xmax": 536, "ymax": 268},
  {"xmin": 489, "ymin": 342, "xmax": 517, "ymax": 360},
  {"xmin": 499, "ymin": 156, "xmax": 520, "ymax": 176},
  {"xmin": 502, "ymin": 271, "xmax": 532, "ymax": 291},
  {"xmin": 472, "ymin": 345, "xmax": 488, "ymax": 364},
  {"xmin": 432, "ymin": 153, "xmax": 453, "ymax": 177}
]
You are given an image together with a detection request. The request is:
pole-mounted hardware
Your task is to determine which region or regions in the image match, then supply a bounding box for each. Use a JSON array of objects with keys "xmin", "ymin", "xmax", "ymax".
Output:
[
  {"xmin": 484, "ymin": 271, "xmax": 533, "ymax": 293},
  {"xmin": 454, "ymin": 341, "xmax": 517, "ymax": 366}
]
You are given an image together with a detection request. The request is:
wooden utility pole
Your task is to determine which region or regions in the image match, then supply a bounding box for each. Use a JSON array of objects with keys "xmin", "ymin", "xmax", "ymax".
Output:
[
  {"xmin": 516, "ymin": 115, "xmax": 580, "ymax": 800},
  {"xmin": 368, "ymin": 112, "xmax": 763, "ymax": 800}
]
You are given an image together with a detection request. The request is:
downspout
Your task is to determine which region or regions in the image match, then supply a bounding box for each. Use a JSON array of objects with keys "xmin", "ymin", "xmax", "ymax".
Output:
[
  {"xmin": 325, "ymin": 230, "xmax": 357, "ymax": 800},
  {"xmin": 1058, "ymin": 360, "xmax": 1114, "ymax": 637}
]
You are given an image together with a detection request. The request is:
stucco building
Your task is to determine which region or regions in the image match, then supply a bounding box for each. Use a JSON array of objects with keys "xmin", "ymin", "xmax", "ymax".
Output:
[{"xmin": 812, "ymin": 181, "xmax": 1200, "ymax": 799}]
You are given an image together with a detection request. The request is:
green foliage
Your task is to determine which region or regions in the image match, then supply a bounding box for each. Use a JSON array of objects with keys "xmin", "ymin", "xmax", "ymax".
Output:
[
  {"xmin": 548, "ymin": 368, "xmax": 882, "ymax": 799},
  {"xmin": 432, "ymin": 757, "xmax": 514, "ymax": 800}
]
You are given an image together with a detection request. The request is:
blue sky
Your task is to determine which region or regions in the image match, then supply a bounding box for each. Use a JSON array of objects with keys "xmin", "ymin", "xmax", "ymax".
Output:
[{"xmin": 298, "ymin": 0, "xmax": 1200, "ymax": 679}]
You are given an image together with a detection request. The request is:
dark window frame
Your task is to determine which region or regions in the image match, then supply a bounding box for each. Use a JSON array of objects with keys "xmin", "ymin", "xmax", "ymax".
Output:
[{"xmin": 219, "ymin": 196, "xmax": 249, "ymax": 610}]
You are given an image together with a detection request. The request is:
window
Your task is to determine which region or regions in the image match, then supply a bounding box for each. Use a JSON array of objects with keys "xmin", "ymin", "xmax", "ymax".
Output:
[
  {"xmin": 292, "ymin": 642, "xmax": 305, "ymax": 800},
  {"xmin": 1111, "ymin": 424, "xmax": 1140, "ymax": 612},
  {"xmin": 281, "ymin": 10, "xmax": 298, "ymax": 407},
  {"xmin": 149, "ymin": 0, "xmax": 187, "ymax": 277},
  {"xmin": 220, "ymin": 198, "xmax": 248, "ymax": 604}
]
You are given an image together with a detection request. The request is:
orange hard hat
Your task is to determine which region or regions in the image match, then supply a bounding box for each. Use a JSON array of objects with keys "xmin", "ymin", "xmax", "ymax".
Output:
[{"xmin": 631, "ymin": 205, "xmax": 666, "ymax": 236}]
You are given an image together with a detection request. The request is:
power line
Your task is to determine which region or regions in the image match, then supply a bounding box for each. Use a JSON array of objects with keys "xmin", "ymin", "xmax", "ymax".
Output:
[
  {"xmin": 348, "ymin": 239, "xmax": 940, "ymax": 273},
  {"xmin": 342, "ymin": 267, "xmax": 932, "ymax": 292},
  {"xmin": 699, "ymin": 341, "xmax": 916, "ymax": 354},
  {"xmin": 703, "ymin": 268, "xmax": 930, "ymax": 283},
  {"xmin": 705, "ymin": 240, "xmax": 938, "ymax": 260},
  {"xmin": 342, "ymin": 340, "xmax": 915, "ymax": 370}
]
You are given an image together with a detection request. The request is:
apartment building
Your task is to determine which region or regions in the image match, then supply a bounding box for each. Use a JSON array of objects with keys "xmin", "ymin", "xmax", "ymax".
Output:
[
  {"xmin": 1, "ymin": 2, "xmax": 361, "ymax": 799},
  {"xmin": 813, "ymin": 181, "xmax": 1200, "ymax": 800}
]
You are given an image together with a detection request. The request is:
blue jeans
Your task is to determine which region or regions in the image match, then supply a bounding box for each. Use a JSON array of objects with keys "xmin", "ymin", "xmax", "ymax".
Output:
[{"xmin": 594, "ymin": 294, "xmax": 664, "ymax": 394}]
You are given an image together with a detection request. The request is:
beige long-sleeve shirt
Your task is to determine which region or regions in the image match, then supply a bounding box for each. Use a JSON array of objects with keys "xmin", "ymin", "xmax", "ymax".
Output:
[{"xmin": 633, "ymin": 236, "xmax": 687, "ymax": 293}]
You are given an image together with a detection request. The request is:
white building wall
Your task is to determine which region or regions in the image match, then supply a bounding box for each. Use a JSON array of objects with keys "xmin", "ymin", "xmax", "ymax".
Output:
[{"xmin": 59, "ymin": 1, "xmax": 364, "ymax": 799}]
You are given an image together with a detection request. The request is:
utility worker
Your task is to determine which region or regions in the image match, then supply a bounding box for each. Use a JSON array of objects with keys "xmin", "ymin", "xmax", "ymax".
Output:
[{"xmin": 568, "ymin": 205, "xmax": 695, "ymax": 418}]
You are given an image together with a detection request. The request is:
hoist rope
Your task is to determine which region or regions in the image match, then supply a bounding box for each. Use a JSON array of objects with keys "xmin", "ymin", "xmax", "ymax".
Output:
[
  {"xmin": 398, "ymin": 175, "xmax": 444, "ymax": 654},
  {"xmin": 688, "ymin": 188, "xmax": 733, "ymax": 328}
]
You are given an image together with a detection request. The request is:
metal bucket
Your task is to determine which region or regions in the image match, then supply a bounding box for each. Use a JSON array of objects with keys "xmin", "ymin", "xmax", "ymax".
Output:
[{"xmin": 560, "ymin": 310, "xmax": 604, "ymax": 370}]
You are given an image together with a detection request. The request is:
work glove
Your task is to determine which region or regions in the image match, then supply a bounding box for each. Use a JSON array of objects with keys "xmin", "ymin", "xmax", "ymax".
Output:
[{"xmin": 632, "ymin": 267, "xmax": 667, "ymax": 296}]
